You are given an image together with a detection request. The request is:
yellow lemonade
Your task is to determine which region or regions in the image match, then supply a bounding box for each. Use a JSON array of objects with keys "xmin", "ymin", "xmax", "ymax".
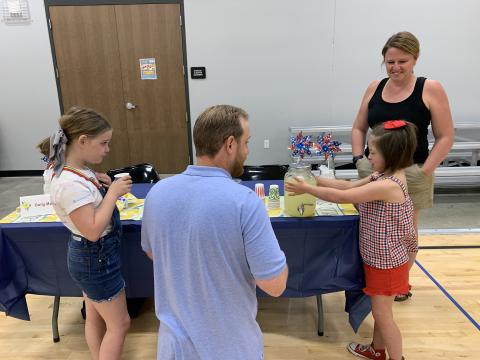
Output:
[
  {"xmin": 283, "ymin": 163, "xmax": 317, "ymax": 217},
  {"xmin": 284, "ymin": 191, "xmax": 316, "ymax": 217}
]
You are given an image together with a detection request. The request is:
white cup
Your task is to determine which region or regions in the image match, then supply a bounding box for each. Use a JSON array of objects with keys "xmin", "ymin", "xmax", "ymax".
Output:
[
  {"xmin": 114, "ymin": 172, "xmax": 130, "ymax": 180},
  {"xmin": 319, "ymin": 165, "xmax": 335, "ymax": 179}
]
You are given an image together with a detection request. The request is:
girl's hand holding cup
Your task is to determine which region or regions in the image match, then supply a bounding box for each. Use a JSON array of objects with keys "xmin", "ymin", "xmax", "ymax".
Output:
[{"xmin": 111, "ymin": 173, "xmax": 132, "ymax": 197}]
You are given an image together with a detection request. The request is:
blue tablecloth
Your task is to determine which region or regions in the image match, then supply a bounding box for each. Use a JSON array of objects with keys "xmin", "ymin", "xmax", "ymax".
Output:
[{"xmin": 0, "ymin": 182, "xmax": 370, "ymax": 331}]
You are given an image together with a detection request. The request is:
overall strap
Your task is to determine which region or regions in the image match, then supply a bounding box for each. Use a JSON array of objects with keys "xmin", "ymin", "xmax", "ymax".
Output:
[{"xmin": 62, "ymin": 166, "xmax": 121, "ymax": 235}]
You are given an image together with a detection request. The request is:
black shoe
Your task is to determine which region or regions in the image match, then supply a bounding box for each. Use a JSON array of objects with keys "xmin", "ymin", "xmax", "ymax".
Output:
[
  {"xmin": 394, "ymin": 291, "xmax": 412, "ymax": 302},
  {"xmin": 81, "ymin": 301, "xmax": 86, "ymax": 319}
]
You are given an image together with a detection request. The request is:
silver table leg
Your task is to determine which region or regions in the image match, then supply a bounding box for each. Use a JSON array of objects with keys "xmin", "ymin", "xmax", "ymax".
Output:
[
  {"xmin": 316, "ymin": 295, "xmax": 324, "ymax": 336},
  {"xmin": 52, "ymin": 296, "xmax": 60, "ymax": 342}
]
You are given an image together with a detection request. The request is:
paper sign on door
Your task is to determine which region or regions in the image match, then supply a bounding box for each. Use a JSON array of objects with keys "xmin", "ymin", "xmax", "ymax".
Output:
[{"xmin": 139, "ymin": 58, "xmax": 157, "ymax": 80}]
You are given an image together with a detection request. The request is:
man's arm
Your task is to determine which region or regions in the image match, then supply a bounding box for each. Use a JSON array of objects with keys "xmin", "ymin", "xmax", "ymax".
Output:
[
  {"xmin": 256, "ymin": 265, "xmax": 288, "ymax": 297},
  {"xmin": 242, "ymin": 193, "xmax": 288, "ymax": 297}
]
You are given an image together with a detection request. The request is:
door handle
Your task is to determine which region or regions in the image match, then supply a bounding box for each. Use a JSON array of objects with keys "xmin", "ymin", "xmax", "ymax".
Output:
[{"xmin": 126, "ymin": 102, "xmax": 137, "ymax": 110}]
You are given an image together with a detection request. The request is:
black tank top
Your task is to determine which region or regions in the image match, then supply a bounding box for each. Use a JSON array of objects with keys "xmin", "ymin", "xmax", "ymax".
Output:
[{"xmin": 367, "ymin": 77, "xmax": 431, "ymax": 163}]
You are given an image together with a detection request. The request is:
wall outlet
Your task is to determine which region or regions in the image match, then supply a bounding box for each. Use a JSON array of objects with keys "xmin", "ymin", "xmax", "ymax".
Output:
[{"xmin": 263, "ymin": 139, "xmax": 270, "ymax": 149}]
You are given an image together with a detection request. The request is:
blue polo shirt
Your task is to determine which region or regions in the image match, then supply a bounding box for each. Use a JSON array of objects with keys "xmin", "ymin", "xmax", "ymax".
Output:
[{"xmin": 141, "ymin": 165, "xmax": 286, "ymax": 360}]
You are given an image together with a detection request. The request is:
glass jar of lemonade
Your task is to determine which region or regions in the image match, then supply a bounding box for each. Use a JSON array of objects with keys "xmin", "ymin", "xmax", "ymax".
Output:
[{"xmin": 284, "ymin": 163, "xmax": 317, "ymax": 217}]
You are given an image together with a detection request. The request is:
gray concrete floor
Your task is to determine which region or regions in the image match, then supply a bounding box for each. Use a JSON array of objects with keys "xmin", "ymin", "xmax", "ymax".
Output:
[
  {"xmin": 1, "ymin": 176, "xmax": 479, "ymax": 231},
  {"xmin": 420, "ymin": 187, "xmax": 480, "ymax": 231},
  {"xmin": 0, "ymin": 177, "xmax": 43, "ymax": 218}
]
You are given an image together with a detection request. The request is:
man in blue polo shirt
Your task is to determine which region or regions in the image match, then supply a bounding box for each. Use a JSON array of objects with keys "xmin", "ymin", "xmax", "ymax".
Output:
[{"xmin": 141, "ymin": 105, "xmax": 288, "ymax": 360}]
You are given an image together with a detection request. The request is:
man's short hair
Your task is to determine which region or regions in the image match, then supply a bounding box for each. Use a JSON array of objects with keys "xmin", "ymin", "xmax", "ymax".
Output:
[{"xmin": 193, "ymin": 105, "xmax": 248, "ymax": 157}]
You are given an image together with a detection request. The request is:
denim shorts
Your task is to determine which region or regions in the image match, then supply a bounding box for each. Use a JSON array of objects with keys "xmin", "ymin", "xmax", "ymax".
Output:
[{"xmin": 67, "ymin": 232, "xmax": 125, "ymax": 302}]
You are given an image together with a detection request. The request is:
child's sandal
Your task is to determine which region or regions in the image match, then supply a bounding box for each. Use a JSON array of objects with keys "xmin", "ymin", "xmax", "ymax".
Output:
[{"xmin": 394, "ymin": 291, "xmax": 412, "ymax": 302}]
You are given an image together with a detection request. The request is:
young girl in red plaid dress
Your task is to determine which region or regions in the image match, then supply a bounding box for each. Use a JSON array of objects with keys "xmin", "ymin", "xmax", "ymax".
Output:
[{"xmin": 286, "ymin": 120, "xmax": 417, "ymax": 360}]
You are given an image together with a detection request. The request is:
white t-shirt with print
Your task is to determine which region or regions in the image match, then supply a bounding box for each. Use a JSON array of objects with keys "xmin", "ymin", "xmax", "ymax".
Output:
[{"xmin": 50, "ymin": 168, "xmax": 112, "ymax": 238}]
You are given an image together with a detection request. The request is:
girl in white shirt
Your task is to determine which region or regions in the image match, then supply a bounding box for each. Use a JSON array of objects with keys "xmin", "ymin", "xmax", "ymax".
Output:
[{"xmin": 38, "ymin": 107, "xmax": 132, "ymax": 360}]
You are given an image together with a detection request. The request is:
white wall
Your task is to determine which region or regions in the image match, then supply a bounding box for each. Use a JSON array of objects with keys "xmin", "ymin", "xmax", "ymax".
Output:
[
  {"xmin": 331, "ymin": 0, "xmax": 480, "ymax": 128},
  {"xmin": 1, "ymin": 0, "xmax": 479, "ymax": 170},
  {"xmin": 0, "ymin": 0, "xmax": 60, "ymax": 170},
  {"xmin": 185, "ymin": 0, "xmax": 480, "ymax": 165},
  {"xmin": 184, "ymin": 0, "xmax": 336, "ymax": 165}
]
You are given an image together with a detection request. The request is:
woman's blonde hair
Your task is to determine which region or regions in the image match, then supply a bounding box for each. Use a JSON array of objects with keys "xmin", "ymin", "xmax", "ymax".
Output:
[{"xmin": 382, "ymin": 31, "xmax": 420, "ymax": 60}]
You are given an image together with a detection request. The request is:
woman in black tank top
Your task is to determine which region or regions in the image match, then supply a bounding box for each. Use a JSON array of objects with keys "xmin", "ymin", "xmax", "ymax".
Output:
[
  {"xmin": 367, "ymin": 76, "xmax": 431, "ymax": 164},
  {"xmin": 350, "ymin": 32, "xmax": 454, "ymax": 302}
]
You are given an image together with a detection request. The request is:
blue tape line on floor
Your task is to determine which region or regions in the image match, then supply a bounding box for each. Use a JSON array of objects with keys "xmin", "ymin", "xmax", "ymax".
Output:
[
  {"xmin": 419, "ymin": 245, "xmax": 480, "ymax": 250},
  {"xmin": 415, "ymin": 260, "xmax": 480, "ymax": 331}
]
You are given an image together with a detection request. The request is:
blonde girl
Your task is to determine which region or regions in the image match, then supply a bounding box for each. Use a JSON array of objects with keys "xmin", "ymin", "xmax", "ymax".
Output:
[{"xmin": 38, "ymin": 107, "xmax": 132, "ymax": 360}]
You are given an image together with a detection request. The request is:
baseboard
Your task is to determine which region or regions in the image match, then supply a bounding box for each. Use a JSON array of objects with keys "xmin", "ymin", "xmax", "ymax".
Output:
[{"xmin": 0, "ymin": 170, "xmax": 43, "ymax": 177}]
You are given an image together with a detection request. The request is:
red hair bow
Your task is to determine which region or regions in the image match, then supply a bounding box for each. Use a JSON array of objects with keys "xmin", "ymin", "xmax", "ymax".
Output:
[{"xmin": 384, "ymin": 120, "xmax": 406, "ymax": 129}]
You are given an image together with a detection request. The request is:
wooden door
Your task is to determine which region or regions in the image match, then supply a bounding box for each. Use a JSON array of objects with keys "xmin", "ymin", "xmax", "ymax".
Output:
[
  {"xmin": 116, "ymin": 4, "xmax": 190, "ymax": 174},
  {"xmin": 49, "ymin": 5, "xmax": 130, "ymax": 171},
  {"xmin": 48, "ymin": 4, "xmax": 190, "ymax": 173}
]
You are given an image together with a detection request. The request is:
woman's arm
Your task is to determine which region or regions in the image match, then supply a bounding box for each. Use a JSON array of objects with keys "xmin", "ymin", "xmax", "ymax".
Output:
[
  {"xmin": 351, "ymin": 81, "xmax": 379, "ymax": 156},
  {"xmin": 422, "ymin": 80, "xmax": 454, "ymax": 175}
]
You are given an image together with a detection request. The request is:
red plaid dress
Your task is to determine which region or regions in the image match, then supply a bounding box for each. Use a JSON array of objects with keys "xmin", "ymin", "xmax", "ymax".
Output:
[{"xmin": 358, "ymin": 174, "xmax": 417, "ymax": 269}]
